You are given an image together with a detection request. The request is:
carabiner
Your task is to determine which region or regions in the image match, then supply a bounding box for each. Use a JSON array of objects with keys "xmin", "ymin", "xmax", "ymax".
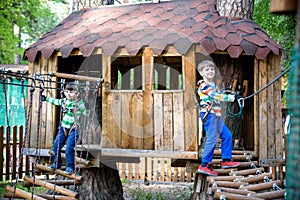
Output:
[{"xmin": 238, "ymin": 98, "xmax": 244, "ymax": 108}]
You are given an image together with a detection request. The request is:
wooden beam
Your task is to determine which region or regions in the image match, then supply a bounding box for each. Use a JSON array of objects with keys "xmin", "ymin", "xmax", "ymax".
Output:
[
  {"xmin": 270, "ymin": 0, "xmax": 298, "ymax": 14},
  {"xmin": 53, "ymin": 72, "xmax": 102, "ymax": 82},
  {"xmin": 80, "ymin": 146, "xmax": 198, "ymax": 159}
]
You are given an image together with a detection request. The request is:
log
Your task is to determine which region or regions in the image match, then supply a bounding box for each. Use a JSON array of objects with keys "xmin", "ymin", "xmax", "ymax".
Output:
[
  {"xmin": 24, "ymin": 176, "xmax": 79, "ymax": 199},
  {"xmin": 36, "ymin": 164, "xmax": 83, "ymax": 182},
  {"xmin": 215, "ymin": 191, "xmax": 264, "ymax": 200},
  {"xmin": 207, "ymin": 175, "xmax": 243, "ymax": 182},
  {"xmin": 214, "ymin": 168, "xmax": 237, "ymax": 175},
  {"xmin": 212, "ymin": 187, "xmax": 256, "ymax": 196},
  {"xmin": 238, "ymin": 161, "xmax": 258, "ymax": 168},
  {"xmin": 210, "ymin": 180, "xmax": 249, "ymax": 188},
  {"xmin": 229, "ymin": 167, "xmax": 265, "ymax": 176},
  {"xmin": 234, "ymin": 173, "xmax": 272, "ymax": 183},
  {"xmin": 240, "ymin": 180, "xmax": 282, "ymax": 192},
  {"xmin": 23, "ymin": 179, "xmax": 81, "ymax": 187},
  {"xmin": 249, "ymin": 189, "xmax": 286, "ymax": 199},
  {"xmin": 242, "ymin": 80, "xmax": 249, "ymax": 97},
  {"xmin": 5, "ymin": 185, "xmax": 47, "ymax": 200},
  {"xmin": 53, "ymin": 72, "xmax": 101, "ymax": 83},
  {"xmin": 213, "ymin": 149, "xmax": 254, "ymax": 156},
  {"xmin": 4, "ymin": 191, "xmax": 77, "ymax": 200},
  {"xmin": 49, "ymin": 150, "xmax": 90, "ymax": 166}
]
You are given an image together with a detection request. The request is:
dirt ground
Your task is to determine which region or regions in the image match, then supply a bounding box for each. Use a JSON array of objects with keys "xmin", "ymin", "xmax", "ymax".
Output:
[{"xmin": 122, "ymin": 180, "xmax": 194, "ymax": 200}]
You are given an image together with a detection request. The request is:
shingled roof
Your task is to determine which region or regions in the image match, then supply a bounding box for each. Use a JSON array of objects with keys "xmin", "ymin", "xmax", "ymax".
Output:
[{"xmin": 24, "ymin": 0, "xmax": 282, "ymax": 62}]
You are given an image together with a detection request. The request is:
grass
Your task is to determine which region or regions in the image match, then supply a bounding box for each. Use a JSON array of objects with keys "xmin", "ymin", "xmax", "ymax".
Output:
[{"xmin": 0, "ymin": 179, "xmax": 48, "ymax": 198}]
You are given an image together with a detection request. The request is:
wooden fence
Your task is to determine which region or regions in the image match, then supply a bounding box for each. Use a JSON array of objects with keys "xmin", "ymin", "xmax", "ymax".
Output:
[
  {"xmin": 0, "ymin": 125, "xmax": 30, "ymax": 181},
  {"xmin": 117, "ymin": 157, "xmax": 194, "ymax": 183},
  {"xmin": 1, "ymin": 125, "xmax": 192, "ymax": 183}
]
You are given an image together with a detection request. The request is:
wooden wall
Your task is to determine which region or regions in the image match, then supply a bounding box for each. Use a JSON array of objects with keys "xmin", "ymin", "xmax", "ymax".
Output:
[
  {"xmin": 255, "ymin": 54, "xmax": 283, "ymax": 162},
  {"xmin": 101, "ymin": 47, "xmax": 198, "ymax": 152}
]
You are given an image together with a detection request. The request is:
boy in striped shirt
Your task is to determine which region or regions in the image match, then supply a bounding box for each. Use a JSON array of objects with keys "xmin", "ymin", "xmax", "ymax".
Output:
[
  {"xmin": 197, "ymin": 60, "xmax": 242, "ymax": 176},
  {"xmin": 43, "ymin": 82, "xmax": 89, "ymax": 174}
]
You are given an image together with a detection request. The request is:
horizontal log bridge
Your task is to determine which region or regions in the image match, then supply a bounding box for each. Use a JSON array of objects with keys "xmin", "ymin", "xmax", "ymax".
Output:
[
  {"xmin": 214, "ymin": 191, "xmax": 264, "ymax": 200},
  {"xmin": 4, "ymin": 191, "xmax": 77, "ymax": 200},
  {"xmin": 23, "ymin": 179, "xmax": 81, "ymax": 187},
  {"xmin": 5, "ymin": 186, "xmax": 47, "ymax": 200},
  {"xmin": 212, "ymin": 187, "xmax": 256, "ymax": 196},
  {"xmin": 49, "ymin": 151, "xmax": 90, "ymax": 166},
  {"xmin": 53, "ymin": 72, "xmax": 102, "ymax": 83},
  {"xmin": 229, "ymin": 167, "xmax": 265, "ymax": 176},
  {"xmin": 36, "ymin": 164, "xmax": 83, "ymax": 182},
  {"xmin": 234, "ymin": 173, "xmax": 272, "ymax": 183},
  {"xmin": 210, "ymin": 181, "xmax": 249, "ymax": 188},
  {"xmin": 207, "ymin": 175, "xmax": 244, "ymax": 182},
  {"xmin": 240, "ymin": 180, "xmax": 282, "ymax": 191},
  {"xmin": 249, "ymin": 189, "xmax": 286, "ymax": 199},
  {"xmin": 24, "ymin": 176, "xmax": 79, "ymax": 199}
]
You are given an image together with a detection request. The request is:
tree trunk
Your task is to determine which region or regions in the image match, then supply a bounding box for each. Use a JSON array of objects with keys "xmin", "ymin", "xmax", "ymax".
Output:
[
  {"xmin": 78, "ymin": 163, "xmax": 124, "ymax": 200},
  {"xmin": 216, "ymin": 0, "xmax": 254, "ymax": 19}
]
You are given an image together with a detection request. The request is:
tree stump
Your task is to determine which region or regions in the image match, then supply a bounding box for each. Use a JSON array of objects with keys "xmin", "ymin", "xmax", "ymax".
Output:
[
  {"xmin": 190, "ymin": 172, "xmax": 213, "ymax": 200},
  {"xmin": 78, "ymin": 163, "xmax": 124, "ymax": 200}
]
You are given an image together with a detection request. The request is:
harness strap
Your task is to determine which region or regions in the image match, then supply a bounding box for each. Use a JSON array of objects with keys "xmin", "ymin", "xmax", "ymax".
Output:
[
  {"xmin": 202, "ymin": 101, "xmax": 214, "ymax": 124},
  {"xmin": 63, "ymin": 122, "xmax": 77, "ymax": 137}
]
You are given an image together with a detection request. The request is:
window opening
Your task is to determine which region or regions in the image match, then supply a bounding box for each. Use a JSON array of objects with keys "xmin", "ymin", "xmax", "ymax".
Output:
[{"xmin": 154, "ymin": 56, "xmax": 182, "ymax": 90}]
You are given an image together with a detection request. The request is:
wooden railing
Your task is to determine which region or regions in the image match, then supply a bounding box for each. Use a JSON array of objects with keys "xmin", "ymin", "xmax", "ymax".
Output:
[{"xmin": 0, "ymin": 126, "xmax": 30, "ymax": 181}]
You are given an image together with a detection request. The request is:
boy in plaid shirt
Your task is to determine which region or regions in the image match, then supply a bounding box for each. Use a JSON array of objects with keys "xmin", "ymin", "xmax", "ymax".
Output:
[
  {"xmin": 43, "ymin": 82, "xmax": 89, "ymax": 174},
  {"xmin": 197, "ymin": 60, "xmax": 242, "ymax": 176}
]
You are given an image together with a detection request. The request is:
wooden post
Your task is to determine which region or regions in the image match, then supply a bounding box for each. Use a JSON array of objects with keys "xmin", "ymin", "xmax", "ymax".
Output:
[{"xmin": 190, "ymin": 172, "xmax": 210, "ymax": 199}]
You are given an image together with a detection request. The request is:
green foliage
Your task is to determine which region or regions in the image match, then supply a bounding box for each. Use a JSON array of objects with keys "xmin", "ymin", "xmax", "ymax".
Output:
[
  {"xmin": 253, "ymin": 0, "xmax": 296, "ymax": 69},
  {"xmin": 0, "ymin": 0, "xmax": 67, "ymax": 64}
]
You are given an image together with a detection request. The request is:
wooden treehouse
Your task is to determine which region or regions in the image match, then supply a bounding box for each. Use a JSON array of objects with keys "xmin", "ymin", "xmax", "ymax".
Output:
[{"xmin": 19, "ymin": 0, "xmax": 285, "ymax": 199}]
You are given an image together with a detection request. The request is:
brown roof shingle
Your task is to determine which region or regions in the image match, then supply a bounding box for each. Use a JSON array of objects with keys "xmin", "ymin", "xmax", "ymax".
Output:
[{"xmin": 24, "ymin": 0, "xmax": 282, "ymax": 62}]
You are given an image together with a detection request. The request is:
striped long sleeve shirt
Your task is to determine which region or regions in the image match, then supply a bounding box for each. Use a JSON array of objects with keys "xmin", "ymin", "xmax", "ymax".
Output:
[
  {"xmin": 197, "ymin": 80, "xmax": 235, "ymax": 116},
  {"xmin": 46, "ymin": 97, "xmax": 90, "ymax": 128}
]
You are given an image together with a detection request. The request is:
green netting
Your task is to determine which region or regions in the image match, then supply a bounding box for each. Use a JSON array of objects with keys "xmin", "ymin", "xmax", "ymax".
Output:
[
  {"xmin": 286, "ymin": 47, "xmax": 300, "ymax": 199},
  {"xmin": 0, "ymin": 78, "xmax": 27, "ymax": 127}
]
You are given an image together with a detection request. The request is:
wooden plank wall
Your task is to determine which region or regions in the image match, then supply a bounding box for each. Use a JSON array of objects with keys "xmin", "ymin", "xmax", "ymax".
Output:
[
  {"xmin": 255, "ymin": 55, "xmax": 283, "ymax": 161},
  {"xmin": 27, "ymin": 55, "xmax": 57, "ymax": 149}
]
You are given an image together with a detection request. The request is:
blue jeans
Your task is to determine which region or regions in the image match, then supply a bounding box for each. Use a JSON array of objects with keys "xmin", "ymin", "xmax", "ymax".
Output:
[
  {"xmin": 200, "ymin": 113, "xmax": 232, "ymax": 164},
  {"xmin": 52, "ymin": 126, "xmax": 79, "ymax": 170}
]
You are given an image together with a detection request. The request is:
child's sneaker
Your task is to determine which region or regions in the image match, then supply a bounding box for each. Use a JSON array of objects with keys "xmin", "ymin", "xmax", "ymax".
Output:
[
  {"xmin": 64, "ymin": 167, "xmax": 74, "ymax": 175},
  {"xmin": 197, "ymin": 164, "xmax": 218, "ymax": 176},
  {"xmin": 220, "ymin": 160, "xmax": 241, "ymax": 169}
]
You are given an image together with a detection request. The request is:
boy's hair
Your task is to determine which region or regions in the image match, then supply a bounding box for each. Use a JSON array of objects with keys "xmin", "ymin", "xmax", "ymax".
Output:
[
  {"xmin": 197, "ymin": 60, "xmax": 216, "ymax": 72},
  {"xmin": 64, "ymin": 82, "xmax": 79, "ymax": 91}
]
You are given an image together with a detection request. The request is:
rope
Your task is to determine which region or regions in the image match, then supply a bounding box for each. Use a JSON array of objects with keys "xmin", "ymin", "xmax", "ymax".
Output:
[
  {"xmin": 12, "ymin": 76, "xmax": 28, "ymax": 199},
  {"xmin": 244, "ymin": 66, "xmax": 292, "ymax": 101}
]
